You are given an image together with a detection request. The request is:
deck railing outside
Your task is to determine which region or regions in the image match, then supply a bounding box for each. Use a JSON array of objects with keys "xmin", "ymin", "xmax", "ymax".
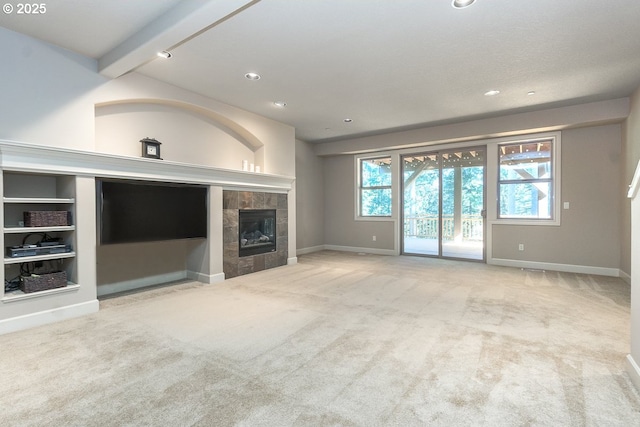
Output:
[{"xmin": 404, "ymin": 215, "xmax": 483, "ymax": 241}]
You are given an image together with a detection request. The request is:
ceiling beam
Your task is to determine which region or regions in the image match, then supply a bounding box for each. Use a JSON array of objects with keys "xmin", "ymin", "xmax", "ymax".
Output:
[{"xmin": 98, "ymin": 0, "xmax": 260, "ymax": 79}]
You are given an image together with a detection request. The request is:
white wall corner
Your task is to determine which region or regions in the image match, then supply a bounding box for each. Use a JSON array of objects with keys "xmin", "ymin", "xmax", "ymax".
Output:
[
  {"xmin": 288, "ymin": 182, "xmax": 297, "ymax": 263},
  {"xmin": 188, "ymin": 270, "xmax": 225, "ymax": 284},
  {"xmin": 628, "ymin": 159, "xmax": 640, "ymax": 199},
  {"xmin": 620, "ymin": 270, "xmax": 632, "ymax": 285}
]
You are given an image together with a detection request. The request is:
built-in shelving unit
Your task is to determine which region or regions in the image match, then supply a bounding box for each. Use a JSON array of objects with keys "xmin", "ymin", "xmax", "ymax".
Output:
[
  {"xmin": 3, "ymin": 284, "xmax": 80, "ymax": 302},
  {"xmin": 1, "ymin": 172, "xmax": 78, "ymax": 301},
  {"xmin": 4, "ymin": 252, "xmax": 77, "ymax": 265},
  {"xmin": 4, "ymin": 226, "xmax": 76, "ymax": 234},
  {"xmin": 4, "ymin": 197, "xmax": 75, "ymax": 204}
]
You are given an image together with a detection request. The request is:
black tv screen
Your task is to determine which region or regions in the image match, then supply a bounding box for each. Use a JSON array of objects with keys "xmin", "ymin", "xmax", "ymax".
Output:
[{"xmin": 97, "ymin": 179, "xmax": 207, "ymax": 245}]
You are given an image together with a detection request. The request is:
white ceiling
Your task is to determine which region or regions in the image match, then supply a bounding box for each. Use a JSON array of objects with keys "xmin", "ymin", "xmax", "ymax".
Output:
[{"xmin": 2, "ymin": 0, "xmax": 640, "ymax": 143}]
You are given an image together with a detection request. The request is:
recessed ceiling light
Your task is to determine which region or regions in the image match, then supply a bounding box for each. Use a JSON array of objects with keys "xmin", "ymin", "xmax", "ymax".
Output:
[
  {"xmin": 273, "ymin": 101, "xmax": 287, "ymax": 108},
  {"xmin": 452, "ymin": 0, "xmax": 476, "ymax": 9},
  {"xmin": 157, "ymin": 51, "xmax": 172, "ymax": 59},
  {"xmin": 344, "ymin": 118, "xmax": 353, "ymax": 123},
  {"xmin": 527, "ymin": 91, "xmax": 536, "ymax": 96},
  {"xmin": 245, "ymin": 72, "xmax": 261, "ymax": 80},
  {"xmin": 484, "ymin": 89, "xmax": 500, "ymax": 96}
]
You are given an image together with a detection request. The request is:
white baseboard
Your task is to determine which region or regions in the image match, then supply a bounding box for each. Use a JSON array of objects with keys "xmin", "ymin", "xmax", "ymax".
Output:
[
  {"xmin": 0, "ymin": 300, "xmax": 99, "ymax": 336},
  {"xmin": 489, "ymin": 258, "xmax": 620, "ymax": 277},
  {"xmin": 296, "ymin": 245, "xmax": 325, "ymax": 255},
  {"xmin": 619, "ymin": 270, "xmax": 631, "ymax": 284},
  {"xmin": 97, "ymin": 271, "xmax": 188, "ymax": 297},
  {"xmin": 626, "ymin": 354, "xmax": 640, "ymax": 392},
  {"xmin": 187, "ymin": 270, "xmax": 225, "ymax": 284},
  {"xmin": 287, "ymin": 257, "xmax": 298, "ymax": 265},
  {"xmin": 299, "ymin": 248, "xmax": 624, "ymax": 278},
  {"xmin": 324, "ymin": 244, "xmax": 396, "ymax": 256}
]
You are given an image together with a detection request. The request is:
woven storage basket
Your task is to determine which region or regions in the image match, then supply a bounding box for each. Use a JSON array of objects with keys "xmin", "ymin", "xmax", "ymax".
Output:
[
  {"xmin": 24, "ymin": 211, "xmax": 69, "ymax": 227},
  {"xmin": 20, "ymin": 271, "xmax": 67, "ymax": 293}
]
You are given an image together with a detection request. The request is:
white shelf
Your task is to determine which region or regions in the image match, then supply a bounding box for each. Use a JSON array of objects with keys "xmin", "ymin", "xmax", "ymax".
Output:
[
  {"xmin": 2, "ymin": 283, "xmax": 80, "ymax": 302},
  {"xmin": 3, "ymin": 225, "xmax": 75, "ymax": 234},
  {"xmin": 3, "ymin": 197, "xmax": 75, "ymax": 204},
  {"xmin": 4, "ymin": 251, "xmax": 76, "ymax": 265}
]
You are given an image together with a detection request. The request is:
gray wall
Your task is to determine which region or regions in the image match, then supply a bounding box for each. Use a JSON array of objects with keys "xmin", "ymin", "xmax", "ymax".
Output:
[
  {"xmin": 320, "ymin": 124, "xmax": 623, "ymax": 270},
  {"xmin": 295, "ymin": 139, "xmax": 325, "ymax": 251},
  {"xmin": 97, "ymin": 241, "xmax": 188, "ymax": 287},
  {"xmin": 492, "ymin": 124, "xmax": 621, "ymax": 268},
  {"xmin": 323, "ymin": 155, "xmax": 395, "ymax": 251}
]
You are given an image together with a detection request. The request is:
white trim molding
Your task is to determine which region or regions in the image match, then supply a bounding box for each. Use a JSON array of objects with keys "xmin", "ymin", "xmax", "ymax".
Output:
[
  {"xmin": 620, "ymin": 270, "xmax": 631, "ymax": 285},
  {"xmin": 487, "ymin": 131, "xmax": 562, "ymax": 226},
  {"xmin": 97, "ymin": 271, "xmax": 189, "ymax": 297},
  {"xmin": 188, "ymin": 271, "xmax": 225, "ymax": 285},
  {"xmin": 489, "ymin": 258, "xmax": 620, "ymax": 277},
  {"xmin": 324, "ymin": 244, "xmax": 396, "ymax": 256},
  {"xmin": 0, "ymin": 140, "xmax": 294, "ymax": 192},
  {"xmin": 0, "ymin": 300, "xmax": 99, "ymax": 335},
  {"xmin": 354, "ymin": 152, "xmax": 397, "ymax": 221},
  {"xmin": 296, "ymin": 245, "xmax": 325, "ymax": 255},
  {"xmin": 626, "ymin": 354, "xmax": 640, "ymax": 392}
]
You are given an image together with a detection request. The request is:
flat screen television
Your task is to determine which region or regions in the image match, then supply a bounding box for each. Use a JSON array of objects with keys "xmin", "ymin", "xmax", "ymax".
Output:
[{"xmin": 97, "ymin": 179, "xmax": 207, "ymax": 245}]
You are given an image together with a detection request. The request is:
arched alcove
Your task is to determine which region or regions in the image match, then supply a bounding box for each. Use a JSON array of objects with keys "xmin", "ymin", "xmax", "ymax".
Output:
[{"xmin": 95, "ymin": 99, "xmax": 265, "ymax": 170}]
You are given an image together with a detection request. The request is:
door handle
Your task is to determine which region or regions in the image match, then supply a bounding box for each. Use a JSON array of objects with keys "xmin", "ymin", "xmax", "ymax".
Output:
[{"xmin": 480, "ymin": 209, "xmax": 486, "ymax": 218}]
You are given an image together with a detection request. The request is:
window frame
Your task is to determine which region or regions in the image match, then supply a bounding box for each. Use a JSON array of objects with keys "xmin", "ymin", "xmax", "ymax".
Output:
[
  {"xmin": 494, "ymin": 133, "xmax": 561, "ymax": 226},
  {"xmin": 356, "ymin": 155, "xmax": 393, "ymax": 219}
]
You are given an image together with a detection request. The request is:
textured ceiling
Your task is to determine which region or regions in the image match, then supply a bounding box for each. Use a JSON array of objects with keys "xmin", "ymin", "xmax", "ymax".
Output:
[{"xmin": 2, "ymin": 0, "xmax": 640, "ymax": 143}]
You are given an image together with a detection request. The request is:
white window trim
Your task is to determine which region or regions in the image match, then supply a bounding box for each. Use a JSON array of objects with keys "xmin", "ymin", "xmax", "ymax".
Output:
[
  {"xmin": 354, "ymin": 153, "xmax": 397, "ymax": 221},
  {"xmin": 487, "ymin": 131, "xmax": 562, "ymax": 226}
]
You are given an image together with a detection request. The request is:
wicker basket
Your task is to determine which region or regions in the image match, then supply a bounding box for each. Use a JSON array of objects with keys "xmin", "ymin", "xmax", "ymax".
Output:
[
  {"xmin": 21, "ymin": 271, "xmax": 68, "ymax": 293},
  {"xmin": 24, "ymin": 211, "xmax": 69, "ymax": 227}
]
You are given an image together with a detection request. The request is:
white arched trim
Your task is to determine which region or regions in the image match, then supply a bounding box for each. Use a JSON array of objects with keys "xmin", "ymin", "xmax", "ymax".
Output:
[{"xmin": 95, "ymin": 98, "xmax": 265, "ymax": 153}]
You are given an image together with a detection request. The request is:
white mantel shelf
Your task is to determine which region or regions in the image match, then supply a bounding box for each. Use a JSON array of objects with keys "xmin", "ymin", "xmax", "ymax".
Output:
[{"xmin": 0, "ymin": 140, "xmax": 294, "ymax": 192}]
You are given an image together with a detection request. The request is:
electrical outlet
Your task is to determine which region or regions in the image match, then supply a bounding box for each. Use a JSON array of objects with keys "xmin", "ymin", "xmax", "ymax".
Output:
[
  {"xmin": 372, "ymin": 235, "xmax": 377, "ymax": 241},
  {"xmin": 518, "ymin": 243, "xmax": 524, "ymax": 251}
]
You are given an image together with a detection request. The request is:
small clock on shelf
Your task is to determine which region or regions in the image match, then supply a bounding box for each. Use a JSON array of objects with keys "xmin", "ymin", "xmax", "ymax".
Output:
[{"xmin": 140, "ymin": 137, "xmax": 162, "ymax": 159}]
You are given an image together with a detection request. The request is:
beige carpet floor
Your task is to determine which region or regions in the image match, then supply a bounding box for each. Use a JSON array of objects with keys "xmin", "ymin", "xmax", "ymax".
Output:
[{"xmin": 1, "ymin": 251, "xmax": 639, "ymax": 426}]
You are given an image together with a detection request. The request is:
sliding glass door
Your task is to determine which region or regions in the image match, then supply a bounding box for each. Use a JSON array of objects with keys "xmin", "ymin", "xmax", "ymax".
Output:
[{"xmin": 402, "ymin": 148, "xmax": 485, "ymax": 260}]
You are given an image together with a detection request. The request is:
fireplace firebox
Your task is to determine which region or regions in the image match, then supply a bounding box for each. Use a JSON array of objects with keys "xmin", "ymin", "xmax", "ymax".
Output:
[{"xmin": 239, "ymin": 209, "xmax": 276, "ymax": 257}]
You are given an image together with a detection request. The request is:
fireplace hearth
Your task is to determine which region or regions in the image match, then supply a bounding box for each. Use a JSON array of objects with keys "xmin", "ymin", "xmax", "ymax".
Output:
[{"xmin": 239, "ymin": 209, "xmax": 276, "ymax": 257}]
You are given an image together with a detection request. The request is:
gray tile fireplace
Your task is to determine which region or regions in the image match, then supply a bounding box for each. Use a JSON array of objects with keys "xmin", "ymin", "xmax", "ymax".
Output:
[{"xmin": 223, "ymin": 190, "xmax": 288, "ymax": 278}]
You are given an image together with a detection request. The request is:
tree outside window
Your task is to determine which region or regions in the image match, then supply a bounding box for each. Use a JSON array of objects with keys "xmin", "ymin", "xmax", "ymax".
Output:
[
  {"xmin": 360, "ymin": 157, "xmax": 392, "ymax": 217},
  {"xmin": 498, "ymin": 140, "xmax": 553, "ymax": 219}
]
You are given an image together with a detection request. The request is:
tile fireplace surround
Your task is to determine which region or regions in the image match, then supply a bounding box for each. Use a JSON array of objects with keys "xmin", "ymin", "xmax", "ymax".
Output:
[{"xmin": 223, "ymin": 190, "xmax": 288, "ymax": 278}]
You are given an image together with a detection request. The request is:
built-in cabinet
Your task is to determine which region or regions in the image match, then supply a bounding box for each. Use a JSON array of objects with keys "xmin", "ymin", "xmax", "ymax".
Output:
[
  {"xmin": 0, "ymin": 140, "xmax": 293, "ymax": 335},
  {"xmin": 2, "ymin": 173, "xmax": 78, "ymax": 301}
]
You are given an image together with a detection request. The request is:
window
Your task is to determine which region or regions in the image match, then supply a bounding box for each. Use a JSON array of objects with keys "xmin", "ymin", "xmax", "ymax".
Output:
[
  {"xmin": 498, "ymin": 139, "xmax": 554, "ymax": 219},
  {"xmin": 359, "ymin": 156, "xmax": 392, "ymax": 217}
]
